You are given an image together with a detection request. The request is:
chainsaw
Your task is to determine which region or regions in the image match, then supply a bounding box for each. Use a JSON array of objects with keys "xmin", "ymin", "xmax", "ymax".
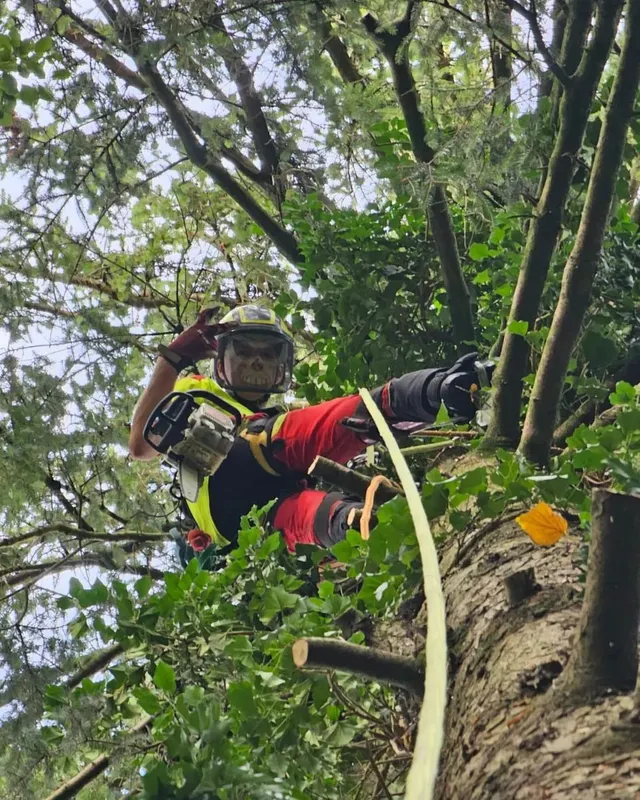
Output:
[{"xmin": 143, "ymin": 390, "xmax": 242, "ymax": 502}]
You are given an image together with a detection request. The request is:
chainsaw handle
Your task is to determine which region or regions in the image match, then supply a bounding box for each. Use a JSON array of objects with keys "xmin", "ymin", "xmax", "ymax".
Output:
[
  {"xmin": 185, "ymin": 390, "xmax": 243, "ymax": 427},
  {"xmin": 143, "ymin": 390, "xmax": 243, "ymax": 455}
]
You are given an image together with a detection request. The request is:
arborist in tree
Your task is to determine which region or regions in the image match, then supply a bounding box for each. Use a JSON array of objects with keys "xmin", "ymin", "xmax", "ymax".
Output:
[{"xmin": 128, "ymin": 305, "xmax": 492, "ymax": 567}]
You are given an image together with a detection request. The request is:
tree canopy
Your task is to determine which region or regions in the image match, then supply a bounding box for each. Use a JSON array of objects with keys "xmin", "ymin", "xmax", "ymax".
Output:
[{"xmin": 1, "ymin": 0, "xmax": 640, "ymax": 797}]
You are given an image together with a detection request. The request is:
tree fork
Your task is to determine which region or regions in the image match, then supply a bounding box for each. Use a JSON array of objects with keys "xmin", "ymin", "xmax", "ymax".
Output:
[
  {"xmin": 559, "ymin": 490, "xmax": 640, "ymax": 700},
  {"xmin": 520, "ymin": 0, "xmax": 640, "ymax": 465},
  {"xmin": 292, "ymin": 637, "xmax": 425, "ymax": 697},
  {"xmin": 483, "ymin": 0, "xmax": 623, "ymax": 449}
]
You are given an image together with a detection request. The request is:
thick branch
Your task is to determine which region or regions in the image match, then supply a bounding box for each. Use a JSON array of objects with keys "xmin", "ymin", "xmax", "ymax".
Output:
[
  {"xmin": 363, "ymin": 6, "xmax": 475, "ymax": 350},
  {"xmin": 538, "ymin": 0, "xmax": 568, "ymax": 104},
  {"xmin": 43, "ymin": 716, "xmax": 151, "ymax": 800},
  {"xmin": 552, "ymin": 346, "xmax": 640, "ymax": 446},
  {"xmin": 135, "ymin": 60, "xmax": 300, "ymax": 264},
  {"xmin": 65, "ymin": 643, "xmax": 125, "ymax": 689},
  {"xmin": 560, "ymin": 490, "xmax": 640, "ymax": 700},
  {"xmin": 1, "ymin": 556, "xmax": 165, "ymax": 589},
  {"xmin": 308, "ymin": 456, "xmax": 402, "ymax": 503},
  {"xmin": 0, "ymin": 523, "xmax": 167, "ymax": 549},
  {"xmin": 206, "ymin": 12, "xmax": 280, "ymax": 178},
  {"xmin": 61, "ymin": 27, "xmax": 147, "ymax": 92},
  {"xmin": 484, "ymin": 0, "xmax": 623, "ymax": 448},
  {"xmin": 503, "ymin": 0, "xmax": 570, "ymax": 87},
  {"xmin": 292, "ymin": 637, "xmax": 424, "ymax": 696},
  {"xmin": 310, "ymin": 4, "xmax": 365, "ymax": 85},
  {"xmin": 520, "ymin": 0, "xmax": 640, "ymax": 465}
]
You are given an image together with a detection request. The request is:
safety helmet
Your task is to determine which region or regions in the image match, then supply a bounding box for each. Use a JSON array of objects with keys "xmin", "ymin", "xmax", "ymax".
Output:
[{"xmin": 213, "ymin": 305, "xmax": 294, "ymax": 394}]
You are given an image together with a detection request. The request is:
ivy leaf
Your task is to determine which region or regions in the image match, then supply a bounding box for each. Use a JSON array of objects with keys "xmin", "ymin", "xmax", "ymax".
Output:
[
  {"xmin": 260, "ymin": 586, "xmax": 299, "ymax": 623},
  {"xmin": 507, "ymin": 320, "xmax": 529, "ymax": 337},
  {"xmin": 516, "ymin": 502, "xmax": 568, "ymax": 546},
  {"xmin": 227, "ymin": 680, "xmax": 257, "ymax": 716},
  {"xmin": 610, "ymin": 381, "xmax": 636, "ymax": 405},
  {"xmin": 469, "ymin": 242, "xmax": 490, "ymax": 262},
  {"xmin": 153, "ymin": 660, "xmax": 176, "ymax": 693}
]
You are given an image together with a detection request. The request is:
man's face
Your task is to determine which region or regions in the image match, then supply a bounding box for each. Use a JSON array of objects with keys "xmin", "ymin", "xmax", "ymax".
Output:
[{"xmin": 222, "ymin": 332, "xmax": 285, "ymax": 395}]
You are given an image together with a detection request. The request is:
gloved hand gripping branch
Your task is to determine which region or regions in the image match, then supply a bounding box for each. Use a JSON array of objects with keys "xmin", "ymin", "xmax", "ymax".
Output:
[
  {"xmin": 342, "ymin": 352, "xmax": 494, "ymax": 441},
  {"xmin": 421, "ymin": 352, "xmax": 494, "ymax": 422}
]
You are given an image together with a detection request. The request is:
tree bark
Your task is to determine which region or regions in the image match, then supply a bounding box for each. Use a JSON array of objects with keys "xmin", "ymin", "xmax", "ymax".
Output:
[
  {"xmin": 483, "ymin": 0, "xmax": 623, "ymax": 449},
  {"xmin": 537, "ymin": 0, "xmax": 569, "ymax": 107},
  {"xmin": 520, "ymin": 0, "xmax": 640, "ymax": 465},
  {"xmin": 435, "ymin": 458, "xmax": 640, "ymax": 797},
  {"xmin": 487, "ymin": 1, "xmax": 513, "ymax": 112},
  {"xmin": 559, "ymin": 490, "xmax": 640, "ymax": 702}
]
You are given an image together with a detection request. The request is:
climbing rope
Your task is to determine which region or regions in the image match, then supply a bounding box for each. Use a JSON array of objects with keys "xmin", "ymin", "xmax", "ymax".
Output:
[{"xmin": 359, "ymin": 388, "xmax": 448, "ymax": 800}]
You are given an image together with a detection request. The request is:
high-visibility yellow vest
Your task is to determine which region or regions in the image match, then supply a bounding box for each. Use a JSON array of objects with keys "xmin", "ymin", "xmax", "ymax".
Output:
[{"xmin": 173, "ymin": 375, "xmax": 256, "ymax": 547}]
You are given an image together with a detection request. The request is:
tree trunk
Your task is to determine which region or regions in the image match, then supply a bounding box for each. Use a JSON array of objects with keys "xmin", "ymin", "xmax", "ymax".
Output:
[
  {"xmin": 520, "ymin": 0, "xmax": 640, "ymax": 465},
  {"xmin": 484, "ymin": 0, "xmax": 620, "ymax": 449},
  {"xmin": 435, "ymin": 476, "xmax": 640, "ymax": 798}
]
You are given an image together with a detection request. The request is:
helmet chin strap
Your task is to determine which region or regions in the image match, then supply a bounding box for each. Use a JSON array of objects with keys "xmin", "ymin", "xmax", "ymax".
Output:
[{"xmin": 230, "ymin": 388, "xmax": 270, "ymax": 410}]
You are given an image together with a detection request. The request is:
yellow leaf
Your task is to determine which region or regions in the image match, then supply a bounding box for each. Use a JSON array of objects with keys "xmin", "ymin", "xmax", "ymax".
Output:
[{"xmin": 516, "ymin": 502, "xmax": 568, "ymax": 547}]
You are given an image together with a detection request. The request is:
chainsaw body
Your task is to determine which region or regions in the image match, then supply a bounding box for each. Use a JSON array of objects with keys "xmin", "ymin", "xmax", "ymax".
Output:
[{"xmin": 143, "ymin": 390, "xmax": 242, "ymax": 502}]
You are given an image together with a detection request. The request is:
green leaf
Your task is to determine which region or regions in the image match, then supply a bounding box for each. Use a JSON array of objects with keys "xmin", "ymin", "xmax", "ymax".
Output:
[
  {"xmin": 43, "ymin": 684, "xmax": 66, "ymax": 709},
  {"xmin": 582, "ymin": 330, "xmax": 618, "ymax": 369},
  {"xmin": 610, "ymin": 381, "xmax": 636, "ymax": 405},
  {"xmin": 260, "ymin": 586, "xmax": 299, "ymax": 623},
  {"xmin": 507, "ymin": 320, "xmax": 529, "ymax": 337},
  {"xmin": 325, "ymin": 722, "xmax": 358, "ymax": 746},
  {"xmin": 469, "ymin": 243, "xmax": 490, "ymax": 262},
  {"xmin": 134, "ymin": 575, "xmax": 152, "ymax": 598},
  {"xmin": 33, "ymin": 36, "xmax": 53, "ymax": 55},
  {"xmin": 77, "ymin": 579, "xmax": 108, "ymax": 608},
  {"xmin": 40, "ymin": 725, "xmax": 65, "ymax": 745},
  {"xmin": 227, "ymin": 680, "xmax": 257, "ymax": 716},
  {"xmin": 133, "ymin": 687, "xmax": 162, "ymax": 715},
  {"xmin": 1, "ymin": 74, "xmax": 18, "ymax": 96},
  {"xmin": 331, "ymin": 539, "xmax": 354, "ymax": 563},
  {"xmin": 435, "ymin": 402, "xmax": 450, "ymax": 424},
  {"xmin": 458, "ymin": 467, "xmax": 487, "ymax": 495},
  {"xmin": 153, "ymin": 660, "xmax": 176, "ymax": 693},
  {"xmin": 318, "ymin": 581, "xmax": 334, "ymax": 599},
  {"xmin": 617, "ymin": 408, "xmax": 640, "ymax": 435},
  {"xmin": 422, "ymin": 484, "xmax": 449, "ymax": 519},
  {"xmin": 257, "ymin": 531, "xmax": 282, "ymax": 558},
  {"xmin": 19, "ymin": 85, "xmax": 39, "ymax": 106}
]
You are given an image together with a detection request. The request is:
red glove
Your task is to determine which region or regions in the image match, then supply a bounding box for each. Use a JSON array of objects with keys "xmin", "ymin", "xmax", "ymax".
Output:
[{"xmin": 158, "ymin": 307, "xmax": 232, "ymax": 372}]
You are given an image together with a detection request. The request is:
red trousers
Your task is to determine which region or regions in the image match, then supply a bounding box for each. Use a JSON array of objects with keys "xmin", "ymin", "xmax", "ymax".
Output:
[{"xmin": 267, "ymin": 394, "xmax": 366, "ymax": 550}]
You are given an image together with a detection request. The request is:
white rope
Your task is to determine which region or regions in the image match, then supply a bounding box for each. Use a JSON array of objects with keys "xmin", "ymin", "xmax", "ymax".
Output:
[{"xmin": 358, "ymin": 388, "xmax": 448, "ymax": 800}]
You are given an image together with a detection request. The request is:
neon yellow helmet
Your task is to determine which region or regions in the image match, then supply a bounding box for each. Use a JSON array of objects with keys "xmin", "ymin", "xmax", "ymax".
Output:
[{"xmin": 213, "ymin": 305, "xmax": 294, "ymax": 394}]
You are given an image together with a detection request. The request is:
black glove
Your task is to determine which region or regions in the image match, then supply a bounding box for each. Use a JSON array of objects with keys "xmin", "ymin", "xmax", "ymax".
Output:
[{"xmin": 424, "ymin": 353, "xmax": 494, "ymax": 422}]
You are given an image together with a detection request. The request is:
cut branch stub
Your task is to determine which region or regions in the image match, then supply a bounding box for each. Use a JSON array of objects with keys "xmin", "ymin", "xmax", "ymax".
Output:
[
  {"xmin": 308, "ymin": 456, "xmax": 402, "ymax": 504},
  {"xmin": 293, "ymin": 637, "xmax": 424, "ymax": 697},
  {"xmin": 560, "ymin": 490, "xmax": 640, "ymax": 701},
  {"xmin": 504, "ymin": 567, "xmax": 540, "ymax": 607}
]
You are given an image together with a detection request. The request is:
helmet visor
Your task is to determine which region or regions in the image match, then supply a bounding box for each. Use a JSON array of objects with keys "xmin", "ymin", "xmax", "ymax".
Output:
[{"xmin": 217, "ymin": 331, "xmax": 292, "ymax": 394}]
